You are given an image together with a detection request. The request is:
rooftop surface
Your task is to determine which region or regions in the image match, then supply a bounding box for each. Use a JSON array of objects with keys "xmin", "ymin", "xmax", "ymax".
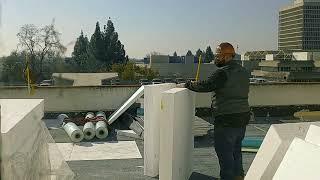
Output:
[{"xmin": 45, "ymin": 118, "xmax": 275, "ymax": 180}]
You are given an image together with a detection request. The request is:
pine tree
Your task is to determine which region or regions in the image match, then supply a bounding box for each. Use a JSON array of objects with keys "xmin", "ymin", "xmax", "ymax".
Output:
[
  {"xmin": 103, "ymin": 19, "xmax": 126, "ymax": 65},
  {"xmin": 109, "ymin": 32, "xmax": 119, "ymax": 63},
  {"xmin": 173, "ymin": 51, "xmax": 177, "ymax": 56},
  {"xmin": 89, "ymin": 22, "xmax": 105, "ymax": 63},
  {"xmin": 105, "ymin": 19, "xmax": 115, "ymax": 39},
  {"xmin": 72, "ymin": 31, "xmax": 91, "ymax": 71},
  {"xmin": 205, "ymin": 46, "xmax": 214, "ymax": 63},
  {"xmin": 202, "ymin": 51, "xmax": 206, "ymax": 62},
  {"xmin": 196, "ymin": 49, "xmax": 202, "ymax": 58},
  {"xmin": 186, "ymin": 50, "xmax": 193, "ymax": 56}
]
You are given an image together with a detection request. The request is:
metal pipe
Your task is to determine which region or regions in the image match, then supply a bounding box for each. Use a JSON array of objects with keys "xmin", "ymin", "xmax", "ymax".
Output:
[
  {"xmin": 63, "ymin": 122, "xmax": 84, "ymax": 143},
  {"xmin": 83, "ymin": 122, "xmax": 95, "ymax": 140},
  {"xmin": 95, "ymin": 121, "xmax": 108, "ymax": 139},
  {"xmin": 57, "ymin": 114, "xmax": 69, "ymax": 126}
]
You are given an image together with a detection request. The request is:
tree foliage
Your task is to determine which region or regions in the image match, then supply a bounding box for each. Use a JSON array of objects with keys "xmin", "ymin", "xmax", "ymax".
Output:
[
  {"xmin": 89, "ymin": 22, "xmax": 105, "ymax": 63},
  {"xmin": 1, "ymin": 50, "xmax": 72, "ymax": 85},
  {"xmin": 72, "ymin": 19, "xmax": 127, "ymax": 72},
  {"xmin": 186, "ymin": 50, "xmax": 193, "ymax": 56},
  {"xmin": 112, "ymin": 62, "xmax": 159, "ymax": 81},
  {"xmin": 205, "ymin": 46, "xmax": 214, "ymax": 63},
  {"xmin": 72, "ymin": 31, "xmax": 97, "ymax": 72},
  {"xmin": 1, "ymin": 51, "xmax": 26, "ymax": 84},
  {"xmin": 195, "ymin": 49, "xmax": 202, "ymax": 58},
  {"xmin": 16, "ymin": 22, "xmax": 66, "ymax": 82},
  {"xmin": 173, "ymin": 51, "xmax": 177, "ymax": 57}
]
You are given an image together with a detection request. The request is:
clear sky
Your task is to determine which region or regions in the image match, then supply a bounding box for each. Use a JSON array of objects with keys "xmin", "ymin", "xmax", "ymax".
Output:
[{"xmin": 0, "ymin": 0, "xmax": 291, "ymax": 58}]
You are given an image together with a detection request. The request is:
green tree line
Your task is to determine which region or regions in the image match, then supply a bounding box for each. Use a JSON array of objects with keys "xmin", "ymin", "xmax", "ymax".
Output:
[
  {"xmin": 72, "ymin": 19, "xmax": 128, "ymax": 72},
  {"xmin": 185, "ymin": 46, "xmax": 214, "ymax": 63},
  {"xmin": 0, "ymin": 19, "xmax": 159, "ymax": 85},
  {"xmin": 111, "ymin": 62, "xmax": 159, "ymax": 81}
]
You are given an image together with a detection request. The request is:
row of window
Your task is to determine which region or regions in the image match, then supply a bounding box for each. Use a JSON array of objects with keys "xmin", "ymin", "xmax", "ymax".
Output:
[
  {"xmin": 279, "ymin": 39, "xmax": 302, "ymax": 43},
  {"xmin": 301, "ymin": 67, "xmax": 314, "ymax": 72},
  {"xmin": 305, "ymin": 6, "xmax": 320, "ymax": 10},
  {"xmin": 280, "ymin": 23, "xmax": 320, "ymax": 29},
  {"xmin": 304, "ymin": 45, "xmax": 320, "ymax": 49},
  {"xmin": 275, "ymin": 67, "xmax": 314, "ymax": 72},
  {"xmin": 280, "ymin": 67, "xmax": 291, "ymax": 72},
  {"xmin": 279, "ymin": 37, "xmax": 302, "ymax": 42},
  {"xmin": 304, "ymin": 19, "xmax": 320, "ymax": 23},
  {"xmin": 279, "ymin": 33, "xmax": 302, "ymax": 39},
  {"xmin": 279, "ymin": 24, "xmax": 302, "ymax": 31},
  {"xmin": 303, "ymin": 38, "xmax": 320, "ymax": 41},
  {"xmin": 280, "ymin": 8, "xmax": 303, "ymax": 16},
  {"xmin": 280, "ymin": 19, "xmax": 303, "ymax": 26},
  {"xmin": 280, "ymin": 14, "xmax": 303, "ymax": 21},
  {"xmin": 279, "ymin": 41, "xmax": 302, "ymax": 46},
  {"xmin": 279, "ymin": 17, "xmax": 303, "ymax": 23},
  {"xmin": 304, "ymin": 32, "xmax": 320, "ymax": 36},
  {"xmin": 305, "ymin": 23, "xmax": 320, "ymax": 27},
  {"xmin": 279, "ymin": 28, "xmax": 303, "ymax": 34},
  {"xmin": 304, "ymin": 14, "xmax": 320, "ymax": 18},
  {"xmin": 279, "ymin": 38, "xmax": 320, "ymax": 43}
]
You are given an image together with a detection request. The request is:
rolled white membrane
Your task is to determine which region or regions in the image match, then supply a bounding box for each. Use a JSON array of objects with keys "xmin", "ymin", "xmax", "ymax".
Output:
[
  {"xmin": 57, "ymin": 114, "xmax": 69, "ymax": 126},
  {"xmin": 63, "ymin": 122, "xmax": 84, "ymax": 143},
  {"xmin": 83, "ymin": 122, "xmax": 96, "ymax": 140},
  {"xmin": 96, "ymin": 111, "xmax": 106, "ymax": 120},
  {"xmin": 95, "ymin": 121, "xmax": 108, "ymax": 139},
  {"xmin": 85, "ymin": 112, "xmax": 95, "ymax": 120}
]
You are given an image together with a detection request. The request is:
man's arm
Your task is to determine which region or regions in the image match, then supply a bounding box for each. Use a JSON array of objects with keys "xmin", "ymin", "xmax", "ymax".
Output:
[{"xmin": 185, "ymin": 69, "xmax": 227, "ymax": 92}]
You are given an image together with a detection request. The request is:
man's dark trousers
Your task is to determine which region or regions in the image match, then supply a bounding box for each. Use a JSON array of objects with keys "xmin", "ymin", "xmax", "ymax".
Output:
[{"xmin": 214, "ymin": 126, "xmax": 246, "ymax": 180}]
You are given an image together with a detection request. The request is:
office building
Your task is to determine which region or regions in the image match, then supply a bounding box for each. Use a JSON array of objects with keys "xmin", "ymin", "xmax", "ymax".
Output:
[{"xmin": 279, "ymin": 0, "xmax": 320, "ymax": 51}]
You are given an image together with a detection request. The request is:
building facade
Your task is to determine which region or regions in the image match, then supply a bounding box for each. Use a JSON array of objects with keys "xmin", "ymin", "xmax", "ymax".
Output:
[
  {"xmin": 145, "ymin": 55, "xmax": 217, "ymax": 80},
  {"xmin": 250, "ymin": 52, "xmax": 320, "ymax": 82},
  {"xmin": 279, "ymin": 0, "xmax": 320, "ymax": 51}
]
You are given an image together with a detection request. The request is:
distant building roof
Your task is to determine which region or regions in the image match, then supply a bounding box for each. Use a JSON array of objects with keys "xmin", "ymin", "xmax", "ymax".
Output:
[{"xmin": 52, "ymin": 73, "xmax": 118, "ymax": 86}]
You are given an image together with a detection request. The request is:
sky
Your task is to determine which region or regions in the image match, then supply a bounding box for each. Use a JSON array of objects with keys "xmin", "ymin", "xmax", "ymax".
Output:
[{"xmin": 0, "ymin": 0, "xmax": 292, "ymax": 59}]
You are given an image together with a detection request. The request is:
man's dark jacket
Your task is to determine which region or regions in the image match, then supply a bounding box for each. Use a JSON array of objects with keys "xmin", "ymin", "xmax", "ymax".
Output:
[{"xmin": 186, "ymin": 60, "xmax": 250, "ymax": 127}]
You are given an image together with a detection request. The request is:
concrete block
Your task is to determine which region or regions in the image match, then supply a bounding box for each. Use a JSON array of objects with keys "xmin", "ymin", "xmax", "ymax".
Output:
[
  {"xmin": 144, "ymin": 83, "xmax": 176, "ymax": 177},
  {"xmin": 122, "ymin": 114, "xmax": 144, "ymax": 136},
  {"xmin": 0, "ymin": 99, "xmax": 46, "ymax": 180},
  {"xmin": 273, "ymin": 138, "xmax": 320, "ymax": 180},
  {"xmin": 117, "ymin": 130, "xmax": 142, "ymax": 141},
  {"xmin": 305, "ymin": 125, "xmax": 320, "ymax": 146},
  {"xmin": 245, "ymin": 122, "xmax": 320, "ymax": 180},
  {"xmin": 1, "ymin": 99, "xmax": 44, "ymax": 157},
  {"xmin": 159, "ymin": 88, "xmax": 194, "ymax": 180}
]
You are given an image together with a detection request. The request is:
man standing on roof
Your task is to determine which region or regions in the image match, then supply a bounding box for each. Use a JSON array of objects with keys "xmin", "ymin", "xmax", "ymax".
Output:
[{"xmin": 185, "ymin": 42, "xmax": 250, "ymax": 180}]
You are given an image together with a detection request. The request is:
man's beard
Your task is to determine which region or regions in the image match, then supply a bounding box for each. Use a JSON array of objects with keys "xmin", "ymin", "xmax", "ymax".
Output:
[{"xmin": 214, "ymin": 59, "xmax": 224, "ymax": 67}]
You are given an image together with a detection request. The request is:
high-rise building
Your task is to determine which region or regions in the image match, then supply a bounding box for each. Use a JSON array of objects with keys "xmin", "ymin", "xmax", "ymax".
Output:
[{"xmin": 279, "ymin": 0, "xmax": 320, "ymax": 51}]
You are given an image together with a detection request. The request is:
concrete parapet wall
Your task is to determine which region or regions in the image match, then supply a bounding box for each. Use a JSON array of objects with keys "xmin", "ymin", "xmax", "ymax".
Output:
[
  {"xmin": 0, "ymin": 86, "xmax": 139, "ymax": 112},
  {"xmin": 0, "ymin": 83, "xmax": 320, "ymax": 112}
]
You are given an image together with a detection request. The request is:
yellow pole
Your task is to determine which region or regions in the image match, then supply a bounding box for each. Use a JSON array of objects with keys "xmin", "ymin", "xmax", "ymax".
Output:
[
  {"xmin": 25, "ymin": 54, "xmax": 35, "ymax": 95},
  {"xmin": 195, "ymin": 55, "xmax": 202, "ymax": 82},
  {"xmin": 25, "ymin": 54, "xmax": 31, "ymax": 95}
]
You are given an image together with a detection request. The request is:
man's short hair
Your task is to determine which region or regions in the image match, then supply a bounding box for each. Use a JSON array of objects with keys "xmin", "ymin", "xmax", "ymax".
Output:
[{"xmin": 218, "ymin": 42, "xmax": 235, "ymax": 57}]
